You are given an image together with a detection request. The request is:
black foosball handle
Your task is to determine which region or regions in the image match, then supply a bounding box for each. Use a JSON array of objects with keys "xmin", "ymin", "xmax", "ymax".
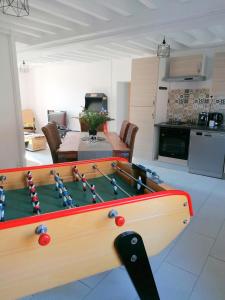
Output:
[{"xmin": 114, "ymin": 231, "xmax": 160, "ymax": 300}]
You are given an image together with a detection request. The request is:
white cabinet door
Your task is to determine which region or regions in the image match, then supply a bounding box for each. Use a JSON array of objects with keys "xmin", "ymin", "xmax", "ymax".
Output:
[
  {"xmin": 130, "ymin": 57, "xmax": 159, "ymax": 107},
  {"xmin": 212, "ymin": 52, "xmax": 225, "ymax": 95},
  {"xmin": 169, "ymin": 54, "xmax": 203, "ymax": 77},
  {"xmin": 129, "ymin": 106, "xmax": 155, "ymax": 161}
]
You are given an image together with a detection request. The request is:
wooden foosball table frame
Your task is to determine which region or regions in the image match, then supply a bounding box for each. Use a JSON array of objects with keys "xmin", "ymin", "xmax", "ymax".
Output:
[{"xmin": 0, "ymin": 157, "xmax": 193, "ymax": 300}]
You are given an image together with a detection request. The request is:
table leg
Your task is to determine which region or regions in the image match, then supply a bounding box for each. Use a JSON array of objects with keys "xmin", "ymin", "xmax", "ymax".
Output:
[{"xmin": 114, "ymin": 231, "xmax": 160, "ymax": 300}]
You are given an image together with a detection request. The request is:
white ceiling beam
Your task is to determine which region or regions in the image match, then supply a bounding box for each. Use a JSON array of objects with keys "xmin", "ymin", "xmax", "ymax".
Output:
[
  {"xmin": 18, "ymin": 7, "xmax": 225, "ymax": 54},
  {"xmin": 167, "ymin": 32, "xmax": 196, "ymax": 46},
  {"xmin": 127, "ymin": 39, "xmax": 156, "ymax": 51},
  {"xmin": 96, "ymin": 0, "xmax": 131, "ymax": 16},
  {"xmin": 110, "ymin": 42, "xmax": 147, "ymax": 55},
  {"xmin": 49, "ymin": 53, "xmax": 95, "ymax": 62},
  {"xmin": 67, "ymin": 50, "xmax": 110, "ymax": 60},
  {"xmin": 0, "ymin": 21, "xmax": 42, "ymax": 38},
  {"xmin": 29, "ymin": 0, "xmax": 89, "ymax": 27},
  {"xmin": 55, "ymin": 0, "xmax": 110, "ymax": 22},
  {"xmin": 186, "ymin": 28, "xmax": 216, "ymax": 43},
  {"xmin": 145, "ymin": 34, "xmax": 187, "ymax": 50},
  {"xmin": 76, "ymin": 48, "xmax": 124, "ymax": 59},
  {"xmin": 26, "ymin": 14, "xmax": 72, "ymax": 31},
  {"xmin": 95, "ymin": 45, "xmax": 132, "ymax": 57},
  {"xmin": 0, "ymin": 16, "xmax": 57, "ymax": 35},
  {"xmin": 138, "ymin": 0, "xmax": 157, "ymax": 9},
  {"xmin": 208, "ymin": 25, "xmax": 225, "ymax": 40}
]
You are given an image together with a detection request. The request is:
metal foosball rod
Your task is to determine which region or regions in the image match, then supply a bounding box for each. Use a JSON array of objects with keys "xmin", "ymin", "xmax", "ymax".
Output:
[
  {"xmin": 111, "ymin": 163, "xmax": 155, "ymax": 193},
  {"xmin": 77, "ymin": 172, "xmax": 105, "ymax": 203},
  {"xmin": 92, "ymin": 165, "xmax": 132, "ymax": 197}
]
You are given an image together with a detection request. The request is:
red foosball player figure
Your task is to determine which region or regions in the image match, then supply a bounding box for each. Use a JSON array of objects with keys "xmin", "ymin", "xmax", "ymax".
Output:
[
  {"xmin": 111, "ymin": 177, "xmax": 118, "ymax": 195},
  {"xmin": 29, "ymin": 183, "xmax": 36, "ymax": 195},
  {"xmin": 27, "ymin": 178, "xmax": 33, "ymax": 187},
  {"xmin": 81, "ymin": 174, "xmax": 87, "ymax": 192},
  {"xmin": 26, "ymin": 171, "xmax": 32, "ymax": 181},
  {"xmin": 31, "ymin": 192, "xmax": 39, "ymax": 203},
  {"xmin": 73, "ymin": 166, "xmax": 80, "ymax": 182},
  {"xmin": 32, "ymin": 201, "xmax": 41, "ymax": 214}
]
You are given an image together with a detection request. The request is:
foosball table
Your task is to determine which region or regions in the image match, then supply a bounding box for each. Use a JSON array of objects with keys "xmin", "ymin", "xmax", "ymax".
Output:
[{"xmin": 0, "ymin": 157, "xmax": 193, "ymax": 300}]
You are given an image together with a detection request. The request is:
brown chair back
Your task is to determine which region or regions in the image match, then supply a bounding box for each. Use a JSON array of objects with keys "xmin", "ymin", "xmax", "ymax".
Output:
[
  {"xmin": 119, "ymin": 120, "xmax": 130, "ymax": 142},
  {"xmin": 125, "ymin": 123, "xmax": 139, "ymax": 162},
  {"xmin": 42, "ymin": 123, "xmax": 62, "ymax": 163}
]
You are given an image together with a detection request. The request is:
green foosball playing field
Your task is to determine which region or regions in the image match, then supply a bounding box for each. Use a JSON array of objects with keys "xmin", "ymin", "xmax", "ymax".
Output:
[{"xmin": 5, "ymin": 174, "xmax": 138, "ymax": 221}]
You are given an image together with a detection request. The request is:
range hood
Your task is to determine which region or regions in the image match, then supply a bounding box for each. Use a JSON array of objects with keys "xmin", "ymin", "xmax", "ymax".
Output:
[
  {"xmin": 162, "ymin": 54, "xmax": 207, "ymax": 82},
  {"xmin": 163, "ymin": 75, "xmax": 207, "ymax": 82}
]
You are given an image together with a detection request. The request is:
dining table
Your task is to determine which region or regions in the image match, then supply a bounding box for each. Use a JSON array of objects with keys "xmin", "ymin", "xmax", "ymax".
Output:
[{"xmin": 57, "ymin": 131, "xmax": 130, "ymax": 161}]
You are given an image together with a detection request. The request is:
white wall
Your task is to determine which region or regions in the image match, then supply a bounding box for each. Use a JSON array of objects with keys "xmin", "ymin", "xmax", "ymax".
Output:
[
  {"xmin": 19, "ymin": 58, "xmax": 131, "ymax": 132},
  {"xmin": 111, "ymin": 59, "xmax": 131, "ymax": 132},
  {"xmin": 0, "ymin": 33, "xmax": 24, "ymax": 168}
]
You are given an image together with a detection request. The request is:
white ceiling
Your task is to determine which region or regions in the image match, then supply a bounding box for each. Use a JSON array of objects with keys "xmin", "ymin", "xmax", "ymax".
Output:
[{"xmin": 1, "ymin": 0, "xmax": 225, "ymax": 64}]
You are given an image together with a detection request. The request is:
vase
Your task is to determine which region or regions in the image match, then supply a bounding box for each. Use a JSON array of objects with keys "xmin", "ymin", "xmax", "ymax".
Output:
[
  {"xmin": 88, "ymin": 129, "xmax": 97, "ymax": 141},
  {"xmin": 88, "ymin": 129, "xmax": 97, "ymax": 136}
]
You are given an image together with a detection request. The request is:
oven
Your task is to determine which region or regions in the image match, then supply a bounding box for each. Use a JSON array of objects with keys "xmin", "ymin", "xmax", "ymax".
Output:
[{"xmin": 159, "ymin": 127, "xmax": 190, "ymax": 160}]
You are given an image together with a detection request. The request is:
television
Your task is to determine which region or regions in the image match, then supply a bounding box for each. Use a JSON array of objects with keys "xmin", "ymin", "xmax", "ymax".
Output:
[{"xmin": 85, "ymin": 93, "xmax": 108, "ymax": 112}]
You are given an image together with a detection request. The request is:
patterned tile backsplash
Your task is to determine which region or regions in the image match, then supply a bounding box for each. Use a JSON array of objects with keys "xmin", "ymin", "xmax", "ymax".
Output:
[{"xmin": 167, "ymin": 88, "xmax": 225, "ymax": 123}]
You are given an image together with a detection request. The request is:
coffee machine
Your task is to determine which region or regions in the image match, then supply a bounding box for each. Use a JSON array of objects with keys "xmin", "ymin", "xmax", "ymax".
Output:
[
  {"xmin": 198, "ymin": 112, "xmax": 223, "ymax": 127},
  {"xmin": 198, "ymin": 112, "xmax": 208, "ymax": 126},
  {"xmin": 208, "ymin": 112, "xmax": 223, "ymax": 126}
]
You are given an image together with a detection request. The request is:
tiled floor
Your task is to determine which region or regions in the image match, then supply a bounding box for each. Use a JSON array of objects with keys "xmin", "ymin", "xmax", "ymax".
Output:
[{"xmin": 21, "ymin": 150, "xmax": 225, "ymax": 300}]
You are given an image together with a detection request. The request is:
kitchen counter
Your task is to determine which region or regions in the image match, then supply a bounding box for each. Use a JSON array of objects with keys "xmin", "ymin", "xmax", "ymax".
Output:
[{"xmin": 155, "ymin": 122, "xmax": 225, "ymax": 132}]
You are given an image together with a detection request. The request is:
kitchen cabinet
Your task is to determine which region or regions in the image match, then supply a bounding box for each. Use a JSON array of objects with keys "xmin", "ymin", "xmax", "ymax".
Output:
[
  {"xmin": 130, "ymin": 106, "xmax": 155, "ymax": 160},
  {"xmin": 130, "ymin": 57, "xmax": 159, "ymax": 107},
  {"xmin": 212, "ymin": 52, "xmax": 225, "ymax": 95},
  {"xmin": 130, "ymin": 57, "xmax": 159, "ymax": 161},
  {"xmin": 169, "ymin": 54, "xmax": 203, "ymax": 77}
]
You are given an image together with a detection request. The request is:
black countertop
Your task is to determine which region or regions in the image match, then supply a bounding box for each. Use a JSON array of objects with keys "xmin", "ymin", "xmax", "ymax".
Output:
[{"xmin": 155, "ymin": 122, "xmax": 225, "ymax": 132}]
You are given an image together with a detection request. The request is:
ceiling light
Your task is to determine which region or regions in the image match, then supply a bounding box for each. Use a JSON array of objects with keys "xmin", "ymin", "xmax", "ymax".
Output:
[
  {"xmin": 157, "ymin": 37, "xmax": 170, "ymax": 58},
  {"xmin": 0, "ymin": 0, "xmax": 29, "ymax": 17},
  {"xmin": 19, "ymin": 60, "xmax": 29, "ymax": 73}
]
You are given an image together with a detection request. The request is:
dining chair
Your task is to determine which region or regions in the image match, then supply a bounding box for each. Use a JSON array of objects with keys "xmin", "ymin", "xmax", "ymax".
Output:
[
  {"xmin": 22, "ymin": 109, "xmax": 36, "ymax": 133},
  {"xmin": 125, "ymin": 123, "xmax": 139, "ymax": 163},
  {"xmin": 41, "ymin": 122, "xmax": 62, "ymax": 163},
  {"xmin": 119, "ymin": 120, "xmax": 130, "ymax": 142}
]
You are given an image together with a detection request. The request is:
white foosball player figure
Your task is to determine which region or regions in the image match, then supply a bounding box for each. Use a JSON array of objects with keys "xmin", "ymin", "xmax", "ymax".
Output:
[
  {"xmin": 62, "ymin": 187, "xmax": 69, "ymax": 207},
  {"xmin": 0, "ymin": 186, "xmax": 5, "ymax": 203},
  {"xmin": 111, "ymin": 178, "xmax": 118, "ymax": 195},
  {"xmin": 58, "ymin": 180, "xmax": 64, "ymax": 198},
  {"xmin": 92, "ymin": 193, "xmax": 97, "ymax": 204},
  {"xmin": 66, "ymin": 195, "xmax": 74, "ymax": 208},
  {"xmin": 137, "ymin": 176, "xmax": 142, "ymax": 192},
  {"xmin": 0, "ymin": 200, "xmax": 5, "ymax": 221}
]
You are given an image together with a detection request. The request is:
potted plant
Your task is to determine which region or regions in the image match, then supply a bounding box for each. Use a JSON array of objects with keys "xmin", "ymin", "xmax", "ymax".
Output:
[{"xmin": 79, "ymin": 110, "xmax": 113, "ymax": 136}]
